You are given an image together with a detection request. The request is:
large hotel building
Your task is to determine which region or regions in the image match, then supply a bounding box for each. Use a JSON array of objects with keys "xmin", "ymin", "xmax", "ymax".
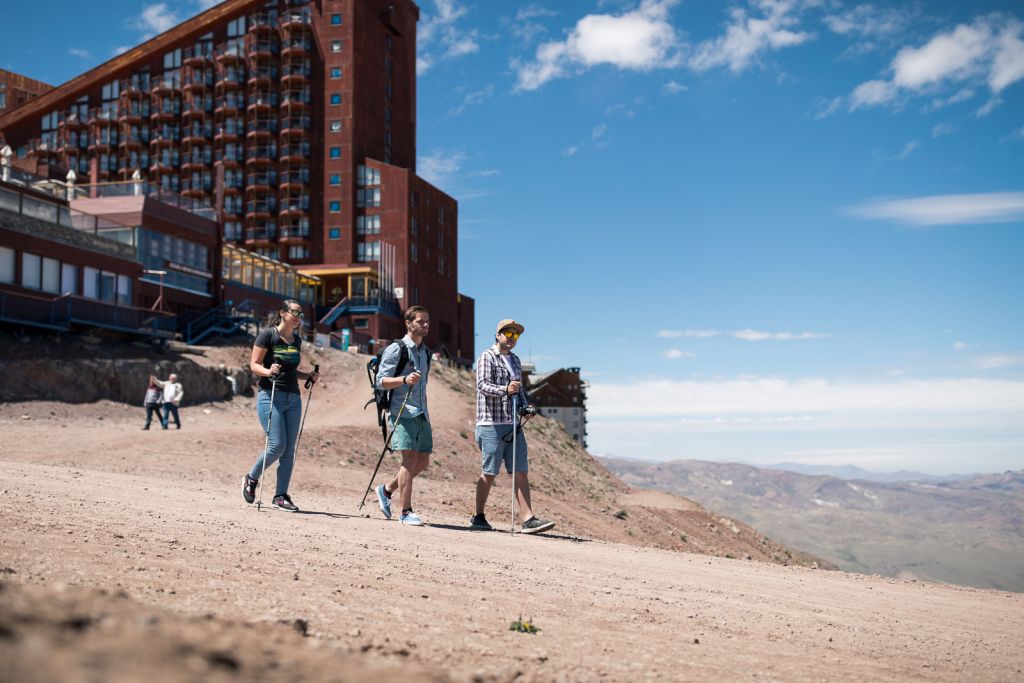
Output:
[{"xmin": 0, "ymin": 0, "xmax": 474, "ymax": 363}]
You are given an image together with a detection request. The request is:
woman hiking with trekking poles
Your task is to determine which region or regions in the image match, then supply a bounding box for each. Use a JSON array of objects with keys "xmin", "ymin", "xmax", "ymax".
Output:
[{"xmin": 241, "ymin": 299, "xmax": 319, "ymax": 512}]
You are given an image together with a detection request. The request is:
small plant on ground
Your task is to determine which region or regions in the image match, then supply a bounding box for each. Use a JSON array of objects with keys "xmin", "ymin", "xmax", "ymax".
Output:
[{"xmin": 509, "ymin": 615, "xmax": 540, "ymax": 634}]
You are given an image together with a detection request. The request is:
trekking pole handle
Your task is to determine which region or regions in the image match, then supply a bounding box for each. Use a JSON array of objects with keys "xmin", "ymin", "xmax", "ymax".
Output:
[{"xmin": 305, "ymin": 363, "xmax": 320, "ymax": 389}]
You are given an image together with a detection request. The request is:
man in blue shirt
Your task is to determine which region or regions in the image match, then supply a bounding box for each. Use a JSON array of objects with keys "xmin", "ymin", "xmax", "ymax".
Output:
[{"xmin": 374, "ymin": 306, "xmax": 432, "ymax": 526}]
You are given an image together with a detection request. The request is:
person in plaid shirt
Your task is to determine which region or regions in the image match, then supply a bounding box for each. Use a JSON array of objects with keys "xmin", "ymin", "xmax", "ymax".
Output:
[{"xmin": 470, "ymin": 318, "xmax": 555, "ymax": 534}]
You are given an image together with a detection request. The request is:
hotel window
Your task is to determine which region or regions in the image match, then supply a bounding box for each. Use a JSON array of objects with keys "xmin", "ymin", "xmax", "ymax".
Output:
[
  {"xmin": 329, "ymin": 147, "xmax": 341, "ymax": 159},
  {"xmin": 329, "ymin": 174, "xmax": 341, "ymax": 186},
  {"xmin": 83, "ymin": 267, "xmax": 99, "ymax": 299},
  {"xmin": 21, "ymin": 253, "xmax": 42, "ymax": 289},
  {"xmin": 330, "ymin": 120, "xmax": 342, "ymax": 132},
  {"xmin": 437, "ymin": 255, "xmax": 445, "ymax": 275},
  {"xmin": 410, "ymin": 243, "xmax": 418, "ymax": 263},
  {"xmin": 354, "ymin": 318, "xmax": 368, "ymax": 329},
  {"xmin": 0, "ymin": 247, "xmax": 15, "ymax": 284},
  {"xmin": 330, "ymin": 93, "xmax": 342, "ymax": 105},
  {"xmin": 329, "ymin": 201, "xmax": 341, "ymax": 213},
  {"xmin": 356, "ymin": 215, "xmax": 380, "ymax": 235},
  {"xmin": 330, "ymin": 13, "xmax": 342, "ymax": 25},
  {"xmin": 330, "ymin": 67, "xmax": 342, "ymax": 79},
  {"xmin": 438, "ymin": 206, "xmax": 446, "ymax": 224},
  {"xmin": 328, "ymin": 228, "xmax": 341, "ymax": 239},
  {"xmin": 41, "ymin": 257, "xmax": 60, "ymax": 294},
  {"xmin": 0, "ymin": 83, "xmax": 6, "ymax": 110},
  {"xmin": 227, "ymin": 17, "xmax": 245, "ymax": 37},
  {"xmin": 357, "ymin": 165, "xmax": 381, "ymax": 186},
  {"xmin": 410, "ymin": 216, "xmax": 418, "ymax": 236},
  {"xmin": 117, "ymin": 275, "xmax": 132, "ymax": 305},
  {"xmin": 356, "ymin": 241, "xmax": 381, "ymax": 262},
  {"xmin": 330, "ymin": 40, "xmax": 342, "ymax": 53},
  {"xmin": 356, "ymin": 188, "xmax": 380, "ymax": 208},
  {"xmin": 288, "ymin": 245, "xmax": 309, "ymax": 259}
]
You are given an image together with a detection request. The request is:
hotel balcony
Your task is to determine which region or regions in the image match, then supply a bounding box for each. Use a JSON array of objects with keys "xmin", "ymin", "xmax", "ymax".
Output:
[
  {"xmin": 245, "ymin": 223, "xmax": 277, "ymax": 247},
  {"xmin": 214, "ymin": 94, "xmax": 242, "ymax": 116},
  {"xmin": 279, "ymin": 9, "xmax": 312, "ymax": 31},
  {"xmin": 182, "ymin": 124, "xmax": 211, "ymax": 145},
  {"xmin": 150, "ymin": 76, "xmax": 180, "ymax": 96},
  {"xmin": 246, "ymin": 171, "xmax": 277, "ymax": 191},
  {"xmin": 281, "ymin": 37, "xmax": 311, "ymax": 58},
  {"xmin": 215, "ymin": 42, "xmax": 244, "ymax": 65},
  {"xmin": 278, "ymin": 220, "xmax": 310, "ymax": 244},
  {"xmin": 278, "ymin": 168, "xmax": 309, "ymax": 189},
  {"xmin": 214, "ymin": 124, "xmax": 241, "ymax": 143},
  {"xmin": 245, "ymin": 144, "xmax": 275, "ymax": 166},
  {"xmin": 246, "ymin": 37, "xmax": 278, "ymax": 60},
  {"xmin": 246, "ymin": 117, "xmax": 278, "ymax": 140},
  {"xmin": 278, "ymin": 142, "xmax": 309, "ymax": 163},
  {"xmin": 246, "ymin": 91, "xmax": 278, "ymax": 113},
  {"xmin": 183, "ymin": 46, "xmax": 213, "ymax": 68}
]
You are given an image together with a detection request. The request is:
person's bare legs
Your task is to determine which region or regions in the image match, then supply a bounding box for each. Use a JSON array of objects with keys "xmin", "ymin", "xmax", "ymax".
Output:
[
  {"xmin": 514, "ymin": 471, "xmax": 534, "ymax": 522},
  {"xmin": 386, "ymin": 451, "xmax": 429, "ymax": 512},
  {"xmin": 475, "ymin": 473, "xmax": 496, "ymax": 515}
]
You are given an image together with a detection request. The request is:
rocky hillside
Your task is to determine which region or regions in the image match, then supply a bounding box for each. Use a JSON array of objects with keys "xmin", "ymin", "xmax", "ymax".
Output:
[{"xmin": 601, "ymin": 457, "xmax": 1024, "ymax": 592}]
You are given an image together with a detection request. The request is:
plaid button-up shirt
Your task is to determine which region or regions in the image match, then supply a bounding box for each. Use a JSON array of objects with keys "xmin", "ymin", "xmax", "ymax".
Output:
[{"xmin": 476, "ymin": 345, "xmax": 529, "ymax": 425}]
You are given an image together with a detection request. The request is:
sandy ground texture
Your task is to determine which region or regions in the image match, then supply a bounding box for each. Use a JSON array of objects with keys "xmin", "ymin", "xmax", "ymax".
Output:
[{"xmin": 1, "ymin": 344, "xmax": 1022, "ymax": 681}]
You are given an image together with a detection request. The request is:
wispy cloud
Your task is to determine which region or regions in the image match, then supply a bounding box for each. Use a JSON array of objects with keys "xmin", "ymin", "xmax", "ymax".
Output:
[
  {"xmin": 972, "ymin": 354, "xmax": 1024, "ymax": 369},
  {"xmin": 850, "ymin": 15, "xmax": 1024, "ymax": 111},
  {"xmin": 418, "ymin": 0, "xmax": 480, "ymax": 75},
  {"xmin": 588, "ymin": 376, "xmax": 1024, "ymax": 420},
  {"xmin": 417, "ymin": 149, "xmax": 497, "ymax": 200},
  {"xmin": 662, "ymin": 79, "xmax": 688, "ymax": 94},
  {"xmin": 890, "ymin": 139, "xmax": 920, "ymax": 161},
  {"xmin": 657, "ymin": 329, "xmax": 829, "ymax": 341},
  {"xmin": 932, "ymin": 123, "xmax": 956, "ymax": 138},
  {"xmin": 657, "ymin": 329, "xmax": 721, "ymax": 338},
  {"xmin": 662, "ymin": 349, "xmax": 695, "ymax": 359},
  {"xmin": 847, "ymin": 192, "xmax": 1024, "ymax": 227},
  {"xmin": 823, "ymin": 3, "xmax": 915, "ymax": 41},
  {"xmin": 68, "ymin": 48, "xmax": 93, "ymax": 60},
  {"xmin": 508, "ymin": 4, "xmax": 557, "ymax": 43},
  {"xmin": 975, "ymin": 97, "xmax": 1002, "ymax": 117},
  {"xmin": 129, "ymin": 3, "xmax": 181, "ymax": 40},
  {"xmin": 689, "ymin": 0, "xmax": 812, "ymax": 73},
  {"xmin": 953, "ymin": 341, "xmax": 975, "ymax": 351},
  {"xmin": 514, "ymin": 0, "xmax": 682, "ymax": 91},
  {"xmin": 733, "ymin": 329, "xmax": 830, "ymax": 341},
  {"xmin": 449, "ymin": 84, "xmax": 494, "ymax": 117}
]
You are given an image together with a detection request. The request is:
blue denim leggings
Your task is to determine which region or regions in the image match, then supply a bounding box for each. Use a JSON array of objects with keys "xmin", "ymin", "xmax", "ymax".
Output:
[{"xmin": 248, "ymin": 388, "xmax": 303, "ymax": 496}]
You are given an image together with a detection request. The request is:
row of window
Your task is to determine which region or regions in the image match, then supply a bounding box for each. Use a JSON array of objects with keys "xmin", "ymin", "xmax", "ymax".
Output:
[{"xmin": 0, "ymin": 248, "xmax": 131, "ymax": 305}]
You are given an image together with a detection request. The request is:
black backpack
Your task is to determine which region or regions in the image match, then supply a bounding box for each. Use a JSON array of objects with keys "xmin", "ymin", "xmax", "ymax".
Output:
[{"xmin": 364, "ymin": 339, "xmax": 431, "ymax": 448}]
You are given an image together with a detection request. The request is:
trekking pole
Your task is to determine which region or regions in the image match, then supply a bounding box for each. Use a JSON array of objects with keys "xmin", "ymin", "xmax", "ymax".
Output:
[
  {"xmin": 255, "ymin": 372, "xmax": 279, "ymax": 512},
  {"xmin": 293, "ymin": 363, "xmax": 319, "ymax": 455},
  {"xmin": 358, "ymin": 387, "xmax": 411, "ymax": 510},
  {"xmin": 511, "ymin": 395, "xmax": 518, "ymax": 534}
]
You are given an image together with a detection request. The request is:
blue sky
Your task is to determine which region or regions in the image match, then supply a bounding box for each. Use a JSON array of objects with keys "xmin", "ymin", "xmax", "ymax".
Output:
[{"xmin": 5, "ymin": 1, "xmax": 1023, "ymax": 474}]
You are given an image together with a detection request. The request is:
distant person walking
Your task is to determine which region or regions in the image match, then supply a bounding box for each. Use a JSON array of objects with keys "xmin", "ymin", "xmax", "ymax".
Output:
[
  {"xmin": 152, "ymin": 373, "xmax": 184, "ymax": 429},
  {"xmin": 142, "ymin": 379, "xmax": 162, "ymax": 430},
  {"xmin": 241, "ymin": 299, "xmax": 318, "ymax": 513},
  {"xmin": 471, "ymin": 319, "xmax": 555, "ymax": 534},
  {"xmin": 374, "ymin": 306, "xmax": 432, "ymax": 526}
]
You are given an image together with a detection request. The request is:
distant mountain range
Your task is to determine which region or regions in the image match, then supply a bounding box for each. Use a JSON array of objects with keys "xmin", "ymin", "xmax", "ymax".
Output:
[
  {"xmin": 757, "ymin": 462, "xmax": 974, "ymax": 484},
  {"xmin": 599, "ymin": 457, "xmax": 1024, "ymax": 592}
]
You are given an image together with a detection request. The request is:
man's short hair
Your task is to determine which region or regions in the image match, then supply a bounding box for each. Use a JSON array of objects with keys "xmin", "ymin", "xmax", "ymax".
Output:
[{"xmin": 404, "ymin": 305, "xmax": 429, "ymax": 322}]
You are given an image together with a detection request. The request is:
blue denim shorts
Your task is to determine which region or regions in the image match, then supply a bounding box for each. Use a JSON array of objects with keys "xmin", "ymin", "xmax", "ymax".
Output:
[
  {"xmin": 476, "ymin": 424, "xmax": 528, "ymax": 475},
  {"xmin": 389, "ymin": 414, "xmax": 433, "ymax": 453}
]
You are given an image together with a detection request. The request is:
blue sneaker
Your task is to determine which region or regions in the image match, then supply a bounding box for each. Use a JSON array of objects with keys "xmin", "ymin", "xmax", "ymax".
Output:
[
  {"xmin": 375, "ymin": 484, "xmax": 392, "ymax": 519},
  {"xmin": 399, "ymin": 510, "xmax": 423, "ymax": 526}
]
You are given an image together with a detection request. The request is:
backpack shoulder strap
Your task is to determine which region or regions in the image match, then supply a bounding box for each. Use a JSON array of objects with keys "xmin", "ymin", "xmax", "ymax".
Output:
[{"xmin": 390, "ymin": 339, "xmax": 410, "ymax": 377}]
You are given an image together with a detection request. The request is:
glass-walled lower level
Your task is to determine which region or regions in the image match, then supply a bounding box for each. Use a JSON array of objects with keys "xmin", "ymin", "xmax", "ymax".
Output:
[{"xmin": 222, "ymin": 244, "xmax": 319, "ymax": 305}]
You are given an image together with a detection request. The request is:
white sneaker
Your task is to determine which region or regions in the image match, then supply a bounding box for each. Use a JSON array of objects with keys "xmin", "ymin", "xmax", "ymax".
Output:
[{"xmin": 399, "ymin": 510, "xmax": 423, "ymax": 526}]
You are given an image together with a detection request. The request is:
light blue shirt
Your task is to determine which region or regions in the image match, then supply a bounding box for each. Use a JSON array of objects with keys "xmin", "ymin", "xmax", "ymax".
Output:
[{"xmin": 375, "ymin": 335, "xmax": 429, "ymax": 420}]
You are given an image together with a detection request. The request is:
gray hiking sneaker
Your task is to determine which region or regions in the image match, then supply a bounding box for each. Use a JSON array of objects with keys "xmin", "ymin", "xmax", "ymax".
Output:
[
  {"xmin": 521, "ymin": 516, "xmax": 555, "ymax": 535},
  {"xmin": 375, "ymin": 484, "xmax": 392, "ymax": 519},
  {"xmin": 470, "ymin": 513, "xmax": 493, "ymax": 531},
  {"xmin": 272, "ymin": 493, "xmax": 299, "ymax": 513},
  {"xmin": 242, "ymin": 474, "xmax": 258, "ymax": 504}
]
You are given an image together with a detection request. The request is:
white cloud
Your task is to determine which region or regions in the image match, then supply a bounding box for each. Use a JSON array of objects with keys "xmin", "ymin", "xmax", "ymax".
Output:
[
  {"xmin": 931, "ymin": 123, "xmax": 956, "ymax": 138},
  {"xmin": 449, "ymin": 84, "xmax": 494, "ymax": 117},
  {"xmin": 823, "ymin": 4, "xmax": 913, "ymax": 40},
  {"xmin": 953, "ymin": 341, "xmax": 974, "ymax": 351},
  {"xmin": 1008, "ymin": 125, "xmax": 1024, "ymax": 141},
  {"xmin": 514, "ymin": 0, "xmax": 682, "ymax": 91},
  {"xmin": 812, "ymin": 95, "xmax": 844, "ymax": 119},
  {"xmin": 112, "ymin": 46, "xmax": 132, "ymax": 57},
  {"xmin": 928, "ymin": 87, "xmax": 976, "ymax": 111},
  {"xmin": 689, "ymin": 0, "xmax": 812, "ymax": 73},
  {"xmin": 850, "ymin": 16, "xmax": 1024, "ymax": 111},
  {"xmin": 592, "ymin": 124, "xmax": 608, "ymax": 140},
  {"xmin": 733, "ymin": 329, "xmax": 830, "ymax": 341},
  {"xmin": 975, "ymin": 97, "xmax": 1002, "ymax": 117},
  {"xmin": 68, "ymin": 48, "xmax": 92, "ymax": 60},
  {"xmin": 891, "ymin": 139, "xmax": 920, "ymax": 161},
  {"xmin": 662, "ymin": 79, "xmax": 688, "ymax": 94},
  {"xmin": 417, "ymin": 149, "xmax": 465, "ymax": 187},
  {"xmin": 418, "ymin": 0, "xmax": 479, "ymax": 75},
  {"xmin": 847, "ymin": 192, "xmax": 1024, "ymax": 226},
  {"xmin": 973, "ymin": 354, "xmax": 1024, "ymax": 369},
  {"xmin": 662, "ymin": 349, "xmax": 694, "ymax": 359},
  {"xmin": 131, "ymin": 3, "xmax": 180, "ymax": 40},
  {"xmin": 657, "ymin": 329, "xmax": 721, "ymax": 338},
  {"xmin": 588, "ymin": 376, "xmax": 1024, "ymax": 419}
]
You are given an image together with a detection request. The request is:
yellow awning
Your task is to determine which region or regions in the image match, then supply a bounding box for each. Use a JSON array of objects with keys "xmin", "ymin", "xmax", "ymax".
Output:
[{"xmin": 297, "ymin": 266, "xmax": 376, "ymax": 277}]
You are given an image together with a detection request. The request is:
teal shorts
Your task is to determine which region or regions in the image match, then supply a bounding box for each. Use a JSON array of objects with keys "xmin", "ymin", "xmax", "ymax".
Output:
[{"xmin": 389, "ymin": 414, "xmax": 433, "ymax": 453}]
